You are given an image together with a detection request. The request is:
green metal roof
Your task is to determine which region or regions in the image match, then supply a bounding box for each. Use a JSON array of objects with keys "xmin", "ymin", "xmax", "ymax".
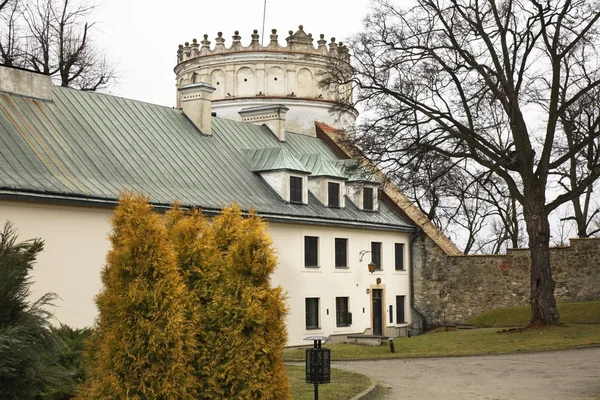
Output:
[
  {"xmin": 300, "ymin": 154, "xmax": 347, "ymax": 179},
  {"xmin": 0, "ymin": 86, "xmax": 413, "ymax": 231},
  {"xmin": 249, "ymin": 147, "xmax": 311, "ymax": 173}
]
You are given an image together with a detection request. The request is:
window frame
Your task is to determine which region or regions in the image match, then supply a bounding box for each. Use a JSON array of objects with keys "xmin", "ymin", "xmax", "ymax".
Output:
[
  {"xmin": 371, "ymin": 241, "xmax": 382, "ymax": 270},
  {"xmin": 304, "ymin": 236, "xmax": 319, "ymax": 268},
  {"xmin": 395, "ymin": 243, "xmax": 405, "ymax": 271},
  {"xmin": 328, "ymin": 181, "xmax": 340, "ymax": 207},
  {"xmin": 290, "ymin": 176, "xmax": 303, "ymax": 204},
  {"xmin": 363, "ymin": 186, "xmax": 374, "ymax": 211},
  {"xmin": 305, "ymin": 297, "xmax": 320, "ymax": 330},
  {"xmin": 335, "ymin": 297, "xmax": 351, "ymax": 327},
  {"xmin": 334, "ymin": 238, "xmax": 348, "ymax": 268},
  {"xmin": 396, "ymin": 295, "xmax": 406, "ymax": 324}
]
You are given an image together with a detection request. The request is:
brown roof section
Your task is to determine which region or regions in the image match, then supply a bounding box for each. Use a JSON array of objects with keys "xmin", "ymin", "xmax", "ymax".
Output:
[{"xmin": 315, "ymin": 122, "xmax": 462, "ymax": 256}]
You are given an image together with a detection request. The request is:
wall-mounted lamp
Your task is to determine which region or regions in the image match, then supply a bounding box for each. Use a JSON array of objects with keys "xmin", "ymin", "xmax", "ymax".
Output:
[
  {"xmin": 359, "ymin": 250, "xmax": 376, "ymax": 274},
  {"xmin": 368, "ymin": 262, "xmax": 376, "ymax": 274}
]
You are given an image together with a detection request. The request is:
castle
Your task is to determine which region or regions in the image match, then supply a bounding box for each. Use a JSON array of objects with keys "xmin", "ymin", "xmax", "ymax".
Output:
[{"xmin": 3, "ymin": 25, "xmax": 595, "ymax": 346}]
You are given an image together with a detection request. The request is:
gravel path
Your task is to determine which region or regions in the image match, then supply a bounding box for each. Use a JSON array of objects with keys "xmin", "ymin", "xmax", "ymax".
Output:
[{"xmin": 334, "ymin": 348, "xmax": 600, "ymax": 400}]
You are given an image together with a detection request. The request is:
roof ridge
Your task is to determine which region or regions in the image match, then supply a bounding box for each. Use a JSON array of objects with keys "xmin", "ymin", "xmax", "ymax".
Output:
[{"xmin": 53, "ymin": 86, "xmax": 182, "ymax": 112}]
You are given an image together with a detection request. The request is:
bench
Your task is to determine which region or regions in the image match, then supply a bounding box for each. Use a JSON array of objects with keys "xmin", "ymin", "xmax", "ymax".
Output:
[{"xmin": 346, "ymin": 335, "xmax": 389, "ymax": 346}]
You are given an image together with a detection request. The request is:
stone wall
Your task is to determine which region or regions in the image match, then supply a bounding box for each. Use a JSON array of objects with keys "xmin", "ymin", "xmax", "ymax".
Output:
[{"xmin": 412, "ymin": 235, "xmax": 600, "ymax": 325}]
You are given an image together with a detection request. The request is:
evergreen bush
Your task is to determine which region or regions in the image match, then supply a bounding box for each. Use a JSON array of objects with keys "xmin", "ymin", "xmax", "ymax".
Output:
[
  {"xmin": 169, "ymin": 205, "xmax": 290, "ymax": 399},
  {"xmin": 78, "ymin": 193, "xmax": 198, "ymax": 399}
]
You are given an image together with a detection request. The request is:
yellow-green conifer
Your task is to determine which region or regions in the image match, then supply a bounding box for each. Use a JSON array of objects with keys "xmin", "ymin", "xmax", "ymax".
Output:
[
  {"xmin": 78, "ymin": 193, "xmax": 197, "ymax": 399},
  {"xmin": 197, "ymin": 205, "xmax": 290, "ymax": 399}
]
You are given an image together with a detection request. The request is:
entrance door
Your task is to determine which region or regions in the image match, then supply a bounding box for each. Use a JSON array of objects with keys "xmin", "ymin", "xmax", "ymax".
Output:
[{"xmin": 372, "ymin": 289, "xmax": 383, "ymax": 336}]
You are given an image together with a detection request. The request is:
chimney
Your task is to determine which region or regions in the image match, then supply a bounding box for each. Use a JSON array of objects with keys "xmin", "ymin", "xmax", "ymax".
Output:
[
  {"xmin": 0, "ymin": 65, "xmax": 53, "ymax": 100},
  {"xmin": 238, "ymin": 104, "xmax": 289, "ymax": 141},
  {"xmin": 178, "ymin": 82, "xmax": 216, "ymax": 135}
]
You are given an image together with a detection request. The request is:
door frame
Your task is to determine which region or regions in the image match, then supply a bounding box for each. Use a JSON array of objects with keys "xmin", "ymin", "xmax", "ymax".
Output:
[{"xmin": 370, "ymin": 286, "xmax": 385, "ymax": 336}]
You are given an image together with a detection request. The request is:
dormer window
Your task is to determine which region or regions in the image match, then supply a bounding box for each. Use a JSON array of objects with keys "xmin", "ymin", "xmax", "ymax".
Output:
[
  {"xmin": 363, "ymin": 187, "xmax": 374, "ymax": 211},
  {"xmin": 290, "ymin": 176, "xmax": 303, "ymax": 203},
  {"xmin": 328, "ymin": 182, "xmax": 340, "ymax": 207}
]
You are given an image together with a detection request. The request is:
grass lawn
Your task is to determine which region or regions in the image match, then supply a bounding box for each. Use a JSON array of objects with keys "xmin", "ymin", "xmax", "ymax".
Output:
[
  {"xmin": 285, "ymin": 301, "xmax": 600, "ymax": 361},
  {"xmin": 284, "ymin": 324, "xmax": 600, "ymax": 361},
  {"xmin": 286, "ymin": 365, "xmax": 370, "ymax": 400},
  {"xmin": 466, "ymin": 300, "xmax": 600, "ymax": 328}
]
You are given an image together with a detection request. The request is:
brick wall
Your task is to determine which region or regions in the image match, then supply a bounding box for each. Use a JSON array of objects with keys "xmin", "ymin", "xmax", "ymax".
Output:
[{"xmin": 412, "ymin": 235, "xmax": 600, "ymax": 325}]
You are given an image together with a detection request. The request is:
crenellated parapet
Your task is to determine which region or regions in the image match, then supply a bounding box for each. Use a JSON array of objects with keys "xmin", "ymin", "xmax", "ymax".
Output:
[{"xmin": 176, "ymin": 25, "xmax": 350, "ymax": 64}]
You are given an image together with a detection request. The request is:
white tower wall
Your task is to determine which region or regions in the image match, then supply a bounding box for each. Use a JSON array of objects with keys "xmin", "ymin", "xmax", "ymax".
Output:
[{"xmin": 174, "ymin": 26, "xmax": 357, "ymax": 136}]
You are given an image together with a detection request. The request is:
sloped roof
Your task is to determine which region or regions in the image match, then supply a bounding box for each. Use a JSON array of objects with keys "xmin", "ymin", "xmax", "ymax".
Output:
[
  {"xmin": 315, "ymin": 122, "xmax": 462, "ymax": 255},
  {"xmin": 249, "ymin": 147, "xmax": 311, "ymax": 173},
  {"xmin": 299, "ymin": 154, "xmax": 346, "ymax": 179},
  {"xmin": 0, "ymin": 86, "xmax": 414, "ymax": 232}
]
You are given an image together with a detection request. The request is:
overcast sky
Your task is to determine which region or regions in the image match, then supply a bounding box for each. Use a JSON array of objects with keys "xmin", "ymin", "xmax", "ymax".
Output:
[{"xmin": 92, "ymin": 0, "xmax": 371, "ymax": 107}]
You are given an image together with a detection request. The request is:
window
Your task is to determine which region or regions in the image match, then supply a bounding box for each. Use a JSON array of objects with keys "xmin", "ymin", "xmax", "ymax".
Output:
[
  {"xmin": 306, "ymin": 298, "xmax": 320, "ymax": 329},
  {"xmin": 371, "ymin": 242, "xmax": 382, "ymax": 270},
  {"xmin": 395, "ymin": 243, "xmax": 405, "ymax": 270},
  {"xmin": 328, "ymin": 182, "xmax": 340, "ymax": 207},
  {"xmin": 290, "ymin": 176, "xmax": 303, "ymax": 203},
  {"xmin": 335, "ymin": 238, "xmax": 347, "ymax": 268},
  {"xmin": 363, "ymin": 187, "xmax": 374, "ymax": 210},
  {"xmin": 305, "ymin": 236, "xmax": 319, "ymax": 267},
  {"xmin": 389, "ymin": 305, "xmax": 394, "ymax": 323},
  {"xmin": 396, "ymin": 295, "xmax": 406, "ymax": 323},
  {"xmin": 336, "ymin": 297, "xmax": 351, "ymax": 327}
]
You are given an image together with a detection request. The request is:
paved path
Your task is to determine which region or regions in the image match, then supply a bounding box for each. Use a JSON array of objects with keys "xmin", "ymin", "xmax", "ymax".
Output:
[{"xmin": 334, "ymin": 348, "xmax": 600, "ymax": 400}]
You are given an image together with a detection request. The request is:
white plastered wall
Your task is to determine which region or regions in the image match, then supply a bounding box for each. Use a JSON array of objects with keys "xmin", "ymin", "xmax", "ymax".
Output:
[
  {"xmin": 307, "ymin": 177, "xmax": 346, "ymax": 208},
  {"xmin": 268, "ymin": 221, "xmax": 411, "ymax": 346},
  {"xmin": 0, "ymin": 200, "xmax": 111, "ymax": 328},
  {"xmin": 0, "ymin": 200, "xmax": 411, "ymax": 346},
  {"xmin": 260, "ymin": 170, "xmax": 308, "ymax": 204}
]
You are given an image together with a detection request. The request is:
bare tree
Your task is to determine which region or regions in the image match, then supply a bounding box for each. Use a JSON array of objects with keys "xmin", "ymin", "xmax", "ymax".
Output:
[
  {"xmin": 322, "ymin": 0, "xmax": 600, "ymax": 325},
  {"xmin": 0, "ymin": 0, "xmax": 115, "ymax": 90},
  {"xmin": 554, "ymin": 84, "xmax": 600, "ymax": 237},
  {"xmin": 0, "ymin": 0, "xmax": 22, "ymax": 66}
]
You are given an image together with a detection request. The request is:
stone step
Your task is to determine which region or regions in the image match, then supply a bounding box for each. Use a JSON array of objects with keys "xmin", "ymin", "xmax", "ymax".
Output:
[{"xmin": 456, "ymin": 323, "xmax": 474, "ymax": 330}]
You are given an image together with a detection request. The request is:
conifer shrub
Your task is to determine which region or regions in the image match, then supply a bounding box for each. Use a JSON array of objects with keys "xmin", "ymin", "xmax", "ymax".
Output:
[
  {"xmin": 78, "ymin": 193, "xmax": 198, "ymax": 399},
  {"xmin": 41, "ymin": 325, "xmax": 92, "ymax": 400},
  {"xmin": 167, "ymin": 204, "xmax": 290, "ymax": 399}
]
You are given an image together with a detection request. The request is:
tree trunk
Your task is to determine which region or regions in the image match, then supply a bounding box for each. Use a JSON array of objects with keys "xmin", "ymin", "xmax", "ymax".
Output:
[{"xmin": 523, "ymin": 196, "xmax": 561, "ymax": 326}]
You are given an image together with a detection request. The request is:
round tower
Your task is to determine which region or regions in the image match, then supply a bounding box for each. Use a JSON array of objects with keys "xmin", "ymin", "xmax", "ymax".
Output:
[{"xmin": 174, "ymin": 25, "xmax": 357, "ymax": 136}]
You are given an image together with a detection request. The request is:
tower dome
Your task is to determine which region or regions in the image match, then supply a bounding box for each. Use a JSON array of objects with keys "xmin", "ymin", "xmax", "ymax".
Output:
[{"xmin": 174, "ymin": 25, "xmax": 357, "ymax": 136}]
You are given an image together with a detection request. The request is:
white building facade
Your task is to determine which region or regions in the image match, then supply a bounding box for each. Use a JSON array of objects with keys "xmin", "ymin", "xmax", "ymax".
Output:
[{"xmin": 1, "ymin": 200, "xmax": 411, "ymax": 346}]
